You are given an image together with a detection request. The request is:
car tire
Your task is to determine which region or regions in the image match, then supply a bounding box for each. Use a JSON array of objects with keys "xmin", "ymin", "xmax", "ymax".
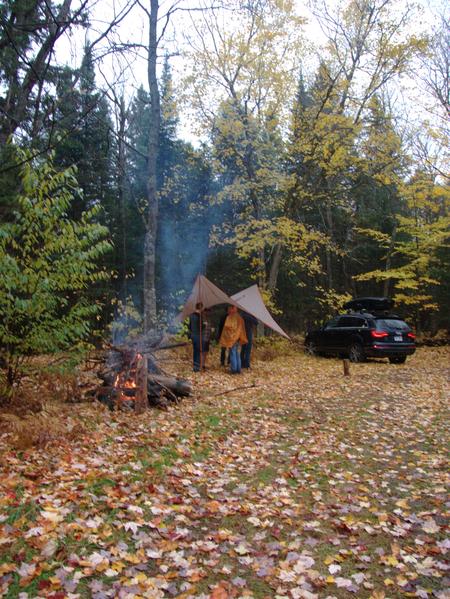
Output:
[
  {"xmin": 305, "ymin": 341, "xmax": 318, "ymax": 356},
  {"xmin": 349, "ymin": 343, "xmax": 365, "ymax": 363},
  {"xmin": 389, "ymin": 356, "xmax": 407, "ymax": 364}
]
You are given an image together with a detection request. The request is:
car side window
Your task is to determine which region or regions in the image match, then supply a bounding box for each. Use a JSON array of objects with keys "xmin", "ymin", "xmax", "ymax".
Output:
[
  {"xmin": 325, "ymin": 317, "xmax": 340, "ymax": 329},
  {"xmin": 339, "ymin": 316, "xmax": 356, "ymax": 327},
  {"xmin": 339, "ymin": 316, "xmax": 369, "ymax": 327}
]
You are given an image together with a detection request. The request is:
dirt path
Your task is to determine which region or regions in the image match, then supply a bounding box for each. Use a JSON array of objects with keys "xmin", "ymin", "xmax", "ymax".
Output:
[{"xmin": 0, "ymin": 347, "xmax": 449, "ymax": 598}]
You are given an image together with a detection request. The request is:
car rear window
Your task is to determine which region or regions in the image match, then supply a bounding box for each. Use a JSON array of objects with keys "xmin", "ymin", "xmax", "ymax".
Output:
[{"xmin": 376, "ymin": 319, "xmax": 410, "ymax": 331}]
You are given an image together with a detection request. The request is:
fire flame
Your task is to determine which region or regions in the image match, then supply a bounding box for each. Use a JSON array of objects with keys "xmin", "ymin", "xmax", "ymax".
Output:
[
  {"xmin": 123, "ymin": 379, "xmax": 137, "ymax": 389},
  {"xmin": 113, "ymin": 352, "xmax": 142, "ymax": 400}
]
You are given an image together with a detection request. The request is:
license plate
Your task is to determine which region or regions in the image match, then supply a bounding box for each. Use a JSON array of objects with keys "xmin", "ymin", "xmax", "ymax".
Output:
[{"xmin": 394, "ymin": 335, "xmax": 402, "ymax": 341}]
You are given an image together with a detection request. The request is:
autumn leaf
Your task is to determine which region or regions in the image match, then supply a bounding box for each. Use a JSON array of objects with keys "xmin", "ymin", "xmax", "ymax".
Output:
[{"xmin": 0, "ymin": 347, "xmax": 447, "ymax": 599}]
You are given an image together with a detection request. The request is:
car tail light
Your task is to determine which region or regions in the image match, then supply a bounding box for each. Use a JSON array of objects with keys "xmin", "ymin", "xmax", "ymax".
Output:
[
  {"xmin": 371, "ymin": 330, "xmax": 389, "ymax": 338},
  {"xmin": 407, "ymin": 332, "xmax": 416, "ymax": 340}
]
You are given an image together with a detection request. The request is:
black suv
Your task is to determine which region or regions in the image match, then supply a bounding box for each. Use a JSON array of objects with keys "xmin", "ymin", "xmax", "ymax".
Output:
[{"xmin": 304, "ymin": 297, "xmax": 416, "ymax": 364}]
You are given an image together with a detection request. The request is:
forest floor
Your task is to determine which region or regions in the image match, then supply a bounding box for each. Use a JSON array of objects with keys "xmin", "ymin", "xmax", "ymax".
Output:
[{"xmin": 0, "ymin": 345, "xmax": 449, "ymax": 599}]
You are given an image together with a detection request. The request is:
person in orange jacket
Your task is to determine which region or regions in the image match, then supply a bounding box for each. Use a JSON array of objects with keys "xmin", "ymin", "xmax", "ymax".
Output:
[{"xmin": 219, "ymin": 306, "xmax": 247, "ymax": 374}]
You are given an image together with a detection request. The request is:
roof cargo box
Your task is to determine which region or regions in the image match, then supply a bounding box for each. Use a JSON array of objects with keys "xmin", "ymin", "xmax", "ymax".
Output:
[{"xmin": 343, "ymin": 297, "xmax": 394, "ymax": 312}]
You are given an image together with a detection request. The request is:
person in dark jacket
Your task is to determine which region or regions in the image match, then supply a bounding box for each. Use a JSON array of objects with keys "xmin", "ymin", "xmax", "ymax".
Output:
[
  {"xmin": 240, "ymin": 311, "xmax": 258, "ymax": 369},
  {"xmin": 188, "ymin": 303, "xmax": 204, "ymax": 371},
  {"xmin": 201, "ymin": 307, "xmax": 212, "ymax": 369}
]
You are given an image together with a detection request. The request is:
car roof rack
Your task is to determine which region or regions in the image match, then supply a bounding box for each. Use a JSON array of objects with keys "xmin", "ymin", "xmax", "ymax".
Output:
[
  {"xmin": 343, "ymin": 296, "xmax": 394, "ymax": 312},
  {"xmin": 346, "ymin": 309, "xmax": 401, "ymax": 318}
]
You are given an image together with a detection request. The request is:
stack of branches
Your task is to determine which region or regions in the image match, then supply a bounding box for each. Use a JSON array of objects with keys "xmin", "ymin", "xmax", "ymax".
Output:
[{"xmin": 96, "ymin": 338, "xmax": 191, "ymax": 411}]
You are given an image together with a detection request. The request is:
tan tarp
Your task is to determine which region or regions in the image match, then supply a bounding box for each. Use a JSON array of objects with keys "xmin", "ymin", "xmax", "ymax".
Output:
[
  {"xmin": 174, "ymin": 274, "xmax": 240, "ymax": 322},
  {"xmin": 231, "ymin": 284, "xmax": 290, "ymax": 339},
  {"xmin": 175, "ymin": 275, "xmax": 289, "ymax": 339}
]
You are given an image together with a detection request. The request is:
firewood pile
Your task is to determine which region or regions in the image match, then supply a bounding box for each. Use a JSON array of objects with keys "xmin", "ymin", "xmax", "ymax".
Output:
[{"xmin": 96, "ymin": 340, "xmax": 192, "ymax": 411}]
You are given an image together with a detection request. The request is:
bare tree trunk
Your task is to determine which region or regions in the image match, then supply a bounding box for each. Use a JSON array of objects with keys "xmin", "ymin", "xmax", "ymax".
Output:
[
  {"xmin": 268, "ymin": 243, "xmax": 283, "ymax": 292},
  {"xmin": 144, "ymin": 0, "xmax": 161, "ymax": 333},
  {"xmin": 342, "ymin": 252, "xmax": 357, "ymax": 297},
  {"xmin": 325, "ymin": 202, "xmax": 334, "ymax": 290},
  {"xmin": 252, "ymin": 193, "xmax": 266, "ymax": 337},
  {"xmin": 257, "ymin": 247, "xmax": 266, "ymax": 289},
  {"xmin": 383, "ymin": 224, "xmax": 397, "ymax": 297},
  {"xmin": 143, "ymin": 229, "xmax": 158, "ymax": 331},
  {"xmin": 241, "ymin": 103, "xmax": 266, "ymax": 292},
  {"xmin": 116, "ymin": 95, "xmax": 128, "ymax": 300}
]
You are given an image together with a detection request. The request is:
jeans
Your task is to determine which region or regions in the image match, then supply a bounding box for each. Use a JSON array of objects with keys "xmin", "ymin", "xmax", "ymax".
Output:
[
  {"xmin": 192, "ymin": 336, "xmax": 201, "ymax": 371},
  {"xmin": 240, "ymin": 337, "xmax": 253, "ymax": 368},
  {"xmin": 220, "ymin": 347, "xmax": 230, "ymax": 366},
  {"xmin": 229, "ymin": 343, "xmax": 241, "ymax": 373}
]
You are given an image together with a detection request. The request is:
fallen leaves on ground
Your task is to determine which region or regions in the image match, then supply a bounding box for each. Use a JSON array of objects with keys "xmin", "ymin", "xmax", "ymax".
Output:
[{"xmin": 0, "ymin": 347, "xmax": 449, "ymax": 598}]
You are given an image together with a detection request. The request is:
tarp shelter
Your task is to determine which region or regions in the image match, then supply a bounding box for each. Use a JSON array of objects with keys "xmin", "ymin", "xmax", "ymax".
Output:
[
  {"xmin": 175, "ymin": 274, "xmax": 289, "ymax": 339},
  {"xmin": 174, "ymin": 274, "xmax": 241, "ymax": 323},
  {"xmin": 231, "ymin": 285, "xmax": 290, "ymax": 339}
]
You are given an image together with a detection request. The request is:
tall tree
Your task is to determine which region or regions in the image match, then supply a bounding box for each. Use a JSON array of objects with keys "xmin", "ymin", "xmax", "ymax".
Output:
[
  {"xmin": 420, "ymin": 14, "xmax": 450, "ymax": 120},
  {"xmin": 0, "ymin": 0, "xmax": 88, "ymax": 146},
  {"xmin": 0, "ymin": 0, "xmax": 134, "ymax": 221},
  {"xmin": 49, "ymin": 47, "xmax": 114, "ymax": 220},
  {"xmin": 184, "ymin": 0, "xmax": 305, "ymax": 293},
  {"xmin": 412, "ymin": 14, "xmax": 449, "ymax": 182},
  {"xmin": 355, "ymin": 172, "xmax": 450, "ymax": 331},
  {"xmin": 310, "ymin": 0, "xmax": 427, "ymax": 121},
  {"xmin": 351, "ymin": 94, "xmax": 408, "ymax": 297},
  {"xmin": 125, "ymin": 61, "xmax": 214, "ymax": 322},
  {"xmin": 286, "ymin": 62, "xmax": 360, "ymax": 295},
  {"xmin": 110, "ymin": 91, "xmax": 131, "ymax": 302},
  {"xmin": 285, "ymin": 0, "xmax": 427, "ymax": 307},
  {"xmin": 0, "ymin": 0, "xmax": 85, "ymax": 219},
  {"xmin": 141, "ymin": 0, "xmax": 161, "ymax": 332}
]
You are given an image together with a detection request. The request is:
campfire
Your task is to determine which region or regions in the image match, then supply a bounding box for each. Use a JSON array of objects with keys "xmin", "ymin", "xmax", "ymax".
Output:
[{"xmin": 97, "ymin": 341, "xmax": 191, "ymax": 411}]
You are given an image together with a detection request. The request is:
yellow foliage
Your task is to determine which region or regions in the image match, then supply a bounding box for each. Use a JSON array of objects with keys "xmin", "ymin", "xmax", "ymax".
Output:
[{"xmin": 316, "ymin": 287, "xmax": 352, "ymax": 318}]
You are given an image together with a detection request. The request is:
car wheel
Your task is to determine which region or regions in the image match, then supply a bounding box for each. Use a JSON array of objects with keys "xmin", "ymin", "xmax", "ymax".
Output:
[
  {"xmin": 349, "ymin": 343, "xmax": 365, "ymax": 363},
  {"xmin": 389, "ymin": 356, "xmax": 407, "ymax": 364},
  {"xmin": 305, "ymin": 341, "xmax": 318, "ymax": 356}
]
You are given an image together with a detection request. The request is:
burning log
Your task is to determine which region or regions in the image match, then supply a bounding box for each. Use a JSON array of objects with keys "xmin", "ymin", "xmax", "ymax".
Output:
[
  {"xmin": 134, "ymin": 355, "xmax": 148, "ymax": 414},
  {"xmin": 148, "ymin": 374, "xmax": 191, "ymax": 397},
  {"xmin": 97, "ymin": 343, "xmax": 191, "ymax": 412}
]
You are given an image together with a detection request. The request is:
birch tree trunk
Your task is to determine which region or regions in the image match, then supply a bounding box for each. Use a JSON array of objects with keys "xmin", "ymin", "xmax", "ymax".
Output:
[{"xmin": 143, "ymin": 0, "xmax": 161, "ymax": 333}]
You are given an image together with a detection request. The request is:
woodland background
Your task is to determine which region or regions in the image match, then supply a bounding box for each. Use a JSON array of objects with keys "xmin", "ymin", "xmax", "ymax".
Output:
[{"xmin": 0, "ymin": 0, "xmax": 449, "ymax": 379}]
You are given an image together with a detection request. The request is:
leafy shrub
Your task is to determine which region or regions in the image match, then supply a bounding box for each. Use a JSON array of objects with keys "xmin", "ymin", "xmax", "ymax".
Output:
[
  {"xmin": 0, "ymin": 147, "xmax": 111, "ymax": 397},
  {"xmin": 416, "ymin": 329, "xmax": 450, "ymax": 346},
  {"xmin": 253, "ymin": 335, "xmax": 295, "ymax": 361}
]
